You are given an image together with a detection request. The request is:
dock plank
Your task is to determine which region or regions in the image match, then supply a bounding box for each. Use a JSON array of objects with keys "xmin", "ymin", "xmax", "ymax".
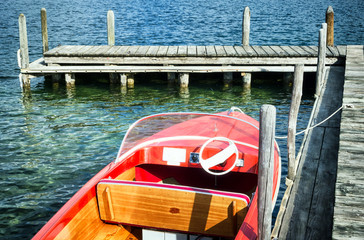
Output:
[
  {"xmin": 215, "ymin": 46, "xmax": 227, "ymax": 56},
  {"xmin": 156, "ymin": 46, "xmax": 169, "ymax": 56},
  {"xmin": 146, "ymin": 46, "xmax": 159, "ymax": 56},
  {"xmin": 269, "ymin": 46, "xmax": 290, "ymax": 57},
  {"xmin": 205, "ymin": 46, "xmax": 216, "ymax": 57},
  {"xmin": 187, "ymin": 46, "xmax": 197, "ymax": 57}
]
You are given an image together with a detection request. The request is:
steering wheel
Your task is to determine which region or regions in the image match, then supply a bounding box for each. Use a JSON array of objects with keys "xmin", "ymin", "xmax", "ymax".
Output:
[{"xmin": 199, "ymin": 137, "xmax": 238, "ymax": 175}]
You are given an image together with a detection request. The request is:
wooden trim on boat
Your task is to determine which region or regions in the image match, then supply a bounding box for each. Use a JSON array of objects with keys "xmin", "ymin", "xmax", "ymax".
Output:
[{"xmin": 97, "ymin": 180, "xmax": 249, "ymax": 237}]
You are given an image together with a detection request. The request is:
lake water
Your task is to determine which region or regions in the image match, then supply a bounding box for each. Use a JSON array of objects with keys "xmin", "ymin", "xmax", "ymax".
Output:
[{"xmin": 0, "ymin": 0, "xmax": 363, "ymax": 239}]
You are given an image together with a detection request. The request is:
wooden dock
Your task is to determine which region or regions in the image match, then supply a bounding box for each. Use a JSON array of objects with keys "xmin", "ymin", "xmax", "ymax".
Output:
[
  {"xmin": 332, "ymin": 45, "xmax": 364, "ymax": 239},
  {"xmin": 23, "ymin": 45, "xmax": 345, "ymax": 74},
  {"xmin": 273, "ymin": 45, "xmax": 364, "ymax": 239}
]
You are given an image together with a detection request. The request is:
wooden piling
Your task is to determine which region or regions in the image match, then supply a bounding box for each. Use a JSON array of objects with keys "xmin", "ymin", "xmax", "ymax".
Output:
[
  {"xmin": 224, "ymin": 72, "xmax": 233, "ymax": 87},
  {"xmin": 65, "ymin": 73, "xmax": 75, "ymax": 87},
  {"xmin": 120, "ymin": 74, "xmax": 127, "ymax": 87},
  {"xmin": 179, "ymin": 73, "xmax": 189, "ymax": 88},
  {"xmin": 127, "ymin": 74, "xmax": 135, "ymax": 88},
  {"xmin": 18, "ymin": 14, "xmax": 30, "ymax": 89},
  {"xmin": 258, "ymin": 104, "xmax": 276, "ymax": 240},
  {"xmin": 326, "ymin": 6, "xmax": 334, "ymax": 47},
  {"xmin": 287, "ymin": 64, "xmax": 304, "ymax": 181},
  {"xmin": 242, "ymin": 7, "xmax": 250, "ymax": 46},
  {"xmin": 18, "ymin": 14, "xmax": 29, "ymax": 69},
  {"xmin": 107, "ymin": 10, "xmax": 115, "ymax": 46},
  {"xmin": 41, "ymin": 8, "xmax": 49, "ymax": 53},
  {"xmin": 315, "ymin": 23, "xmax": 327, "ymax": 97},
  {"xmin": 242, "ymin": 7, "xmax": 252, "ymax": 89}
]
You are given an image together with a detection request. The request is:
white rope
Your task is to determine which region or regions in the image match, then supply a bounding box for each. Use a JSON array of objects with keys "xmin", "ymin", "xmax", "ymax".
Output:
[{"xmin": 275, "ymin": 104, "xmax": 348, "ymax": 139}]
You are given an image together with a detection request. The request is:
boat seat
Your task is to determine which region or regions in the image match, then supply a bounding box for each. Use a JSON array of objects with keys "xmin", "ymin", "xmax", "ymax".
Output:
[{"xmin": 96, "ymin": 179, "xmax": 250, "ymax": 238}]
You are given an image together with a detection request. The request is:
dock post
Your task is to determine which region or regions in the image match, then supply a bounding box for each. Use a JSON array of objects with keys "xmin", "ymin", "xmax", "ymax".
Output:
[
  {"xmin": 41, "ymin": 8, "xmax": 49, "ymax": 53},
  {"xmin": 127, "ymin": 74, "xmax": 135, "ymax": 88},
  {"xmin": 315, "ymin": 23, "xmax": 327, "ymax": 97},
  {"xmin": 223, "ymin": 71, "xmax": 233, "ymax": 87},
  {"xmin": 120, "ymin": 74, "xmax": 127, "ymax": 87},
  {"xmin": 18, "ymin": 14, "xmax": 30, "ymax": 89},
  {"xmin": 326, "ymin": 6, "xmax": 334, "ymax": 47},
  {"xmin": 107, "ymin": 10, "xmax": 115, "ymax": 46},
  {"xmin": 242, "ymin": 7, "xmax": 250, "ymax": 46},
  {"xmin": 242, "ymin": 7, "xmax": 251, "ymax": 89},
  {"xmin": 258, "ymin": 105, "xmax": 276, "ymax": 240},
  {"xmin": 107, "ymin": 10, "xmax": 118, "ymax": 83},
  {"xmin": 179, "ymin": 73, "xmax": 189, "ymax": 88},
  {"xmin": 287, "ymin": 64, "xmax": 304, "ymax": 181},
  {"xmin": 65, "ymin": 73, "xmax": 75, "ymax": 88}
]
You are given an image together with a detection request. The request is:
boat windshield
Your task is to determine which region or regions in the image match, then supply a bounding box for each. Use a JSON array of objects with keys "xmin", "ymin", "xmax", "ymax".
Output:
[{"xmin": 116, "ymin": 112, "xmax": 259, "ymax": 161}]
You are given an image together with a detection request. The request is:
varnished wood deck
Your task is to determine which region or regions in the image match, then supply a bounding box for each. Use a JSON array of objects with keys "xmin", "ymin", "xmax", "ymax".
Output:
[{"xmin": 332, "ymin": 45, "xmax": 364, "ymax": 239}]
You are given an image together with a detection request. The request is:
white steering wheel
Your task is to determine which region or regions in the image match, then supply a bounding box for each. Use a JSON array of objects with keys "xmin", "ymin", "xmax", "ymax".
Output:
[{"xmin": 199, "ymin": 137, "xmax": 238, "ymax": 175}]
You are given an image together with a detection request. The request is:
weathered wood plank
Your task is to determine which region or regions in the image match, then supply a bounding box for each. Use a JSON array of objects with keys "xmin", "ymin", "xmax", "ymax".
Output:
[
  {"xmin": 156, "ymin": 46, "xmax": 169, "ymax": 56},
  {"xmin": 299, "ymin": 46, "xmax": 317, "ymax": 57},
  {"xmin": 134, "ymin": 46, "xmax": 150, "ymax": 56},
  {"xmin": 223, "ymin": 46, "xmax": 238, "ymax": 57},
  {"xmin": 252, "ymin": 46, "xmax": 269, "ymax": 57},
  {"xmin": 280, "ymin": 46, "xmax": 300, "ymax": 56},
  {"xmin": 215, "ymin": 46, "xmax": 227, "ymax": 56},
  {"xmin": 125, "ymin": 46, "xmax": 140, "ymax": 55},
  {"xmin": 242, "ymin": 46, "xmax": 257, "ymax": 56},
  {"xmin": 187, "ymin": 46, "xmax": 197, "ymax": 57},
  {"xmin": 269, "ymin": 46, "xmax": 290, "ymax": 57},
  {"xmin": 177, "ymin": 46, "xmax": 188, "ymax": 57},
  {"xmin": 112, "ymin": 46, "xmax": 130, "ymax": 56},
  {"xmin": 196, "ymin": 46, "xmax": 207, "ymax": 56},
  {"xmin": 233, "ymin": 46, "xmax": 248, "ymax": 56},
  {"xmin": 289, "ymin": 46, "xmax": 309, "ymax": 57},
  {"xmin": 145, "ymin": 46, "xmax": 159, "ymax": 56},
  {"xmin": 166, "ymin": 46, "xmax": 178, "ymax": 57},
  {"xmin": 205, "ymin": 46, "xmax": 216, "ymax": 56},
  {"xmin": 260, "ymin": 46, "xmax": 277, "ymax": 57}
]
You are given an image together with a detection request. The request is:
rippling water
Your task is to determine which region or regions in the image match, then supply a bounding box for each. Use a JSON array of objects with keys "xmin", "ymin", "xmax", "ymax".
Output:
[{"xmin": 1, "ymin": 0, "xmax": 363, "ymax": 238}]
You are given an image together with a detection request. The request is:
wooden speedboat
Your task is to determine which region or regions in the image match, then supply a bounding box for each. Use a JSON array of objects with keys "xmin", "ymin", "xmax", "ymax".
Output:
[{"xmin": 33, "ymin": 108, "xmax": 281, "ymax": 240}]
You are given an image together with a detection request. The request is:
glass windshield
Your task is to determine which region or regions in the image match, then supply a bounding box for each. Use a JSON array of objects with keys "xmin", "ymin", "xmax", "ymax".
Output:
[{"xmin": 116, "ymin": 112, "xmax": 259, "ymax": 159}]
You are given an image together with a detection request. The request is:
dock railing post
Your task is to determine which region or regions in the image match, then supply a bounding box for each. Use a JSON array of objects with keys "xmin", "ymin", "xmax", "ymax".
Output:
[
  {"xmin": 258, "ymin": 104, "xmax": 276, "ymax": 240},
  {"xmin": 18, "ymin": 13, "xmax": 30, "ymax": 89},
  {"xmin": 107, "ymin": 10, "xmax": 115, "ymax": 46},
  {"xmin": 287, "ymin": 64, "xmax": 304, "ymax": 181},
  {"xmin": 326, "ymin": 6, "xmax": 334, "ymax": 47},
  {"xmin": 242, "ymin": 7, "xmax": 251, "ymax": 88},
  {"xmin": 315, "ymin": 23, "xmax": 327, "ymax": 97},
  {"xmin": 41, "ymin": 8, "xmax": 49, "ymax": 53}
]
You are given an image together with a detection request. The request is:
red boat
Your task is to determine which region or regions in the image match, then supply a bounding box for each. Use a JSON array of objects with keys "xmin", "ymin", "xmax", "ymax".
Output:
[{"xmin": 33, "ymin": 107, "xmax": 281, "ymax": 240}]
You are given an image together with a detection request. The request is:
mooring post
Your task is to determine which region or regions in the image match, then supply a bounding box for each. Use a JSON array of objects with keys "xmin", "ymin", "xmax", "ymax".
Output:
[
  {"xmin": 18, "ymin": 13, "xmax": 30, "ymax": 89},
  {"xmin": 287, "ymin": 64, "xmax": 304, "ymax": 181},
  {"xmin": 242, "ymin": 7, "xmax": 250, "ymax": 46},
  {"xmin": 326, "ymin": 6, "xmax": 334, "ymax": 47},
  {"xmin": 41, "ymin": 8, "xmax": 49, "ymax": 53},
  {"xmin": 258, "ymin": 104, "xmax": 276, "ymax": 240},
  {"xmin": 107, "ymin": 10, "xmax": 115, "ymax": 46},
  {"xmin": 65, "ymin": 73, "xmax": 75, "ymax": 88},
  {"xmin": 242, "ymin": 7, "xmax": 252, "ymax": 89},
  {"xmin": 127, "ymin": 74, "xmax": 135, "ymax": 88},
  {"xmin": 179, "ymin": 73, "xmax": 189, "ymax": 88},
  {"xmin": 120, "ymin": 74, "xmax": 127, "ymax": 87},
  {"xmin": 315, "ymin": 23, "xmax": 327, "ymax": 97}
]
